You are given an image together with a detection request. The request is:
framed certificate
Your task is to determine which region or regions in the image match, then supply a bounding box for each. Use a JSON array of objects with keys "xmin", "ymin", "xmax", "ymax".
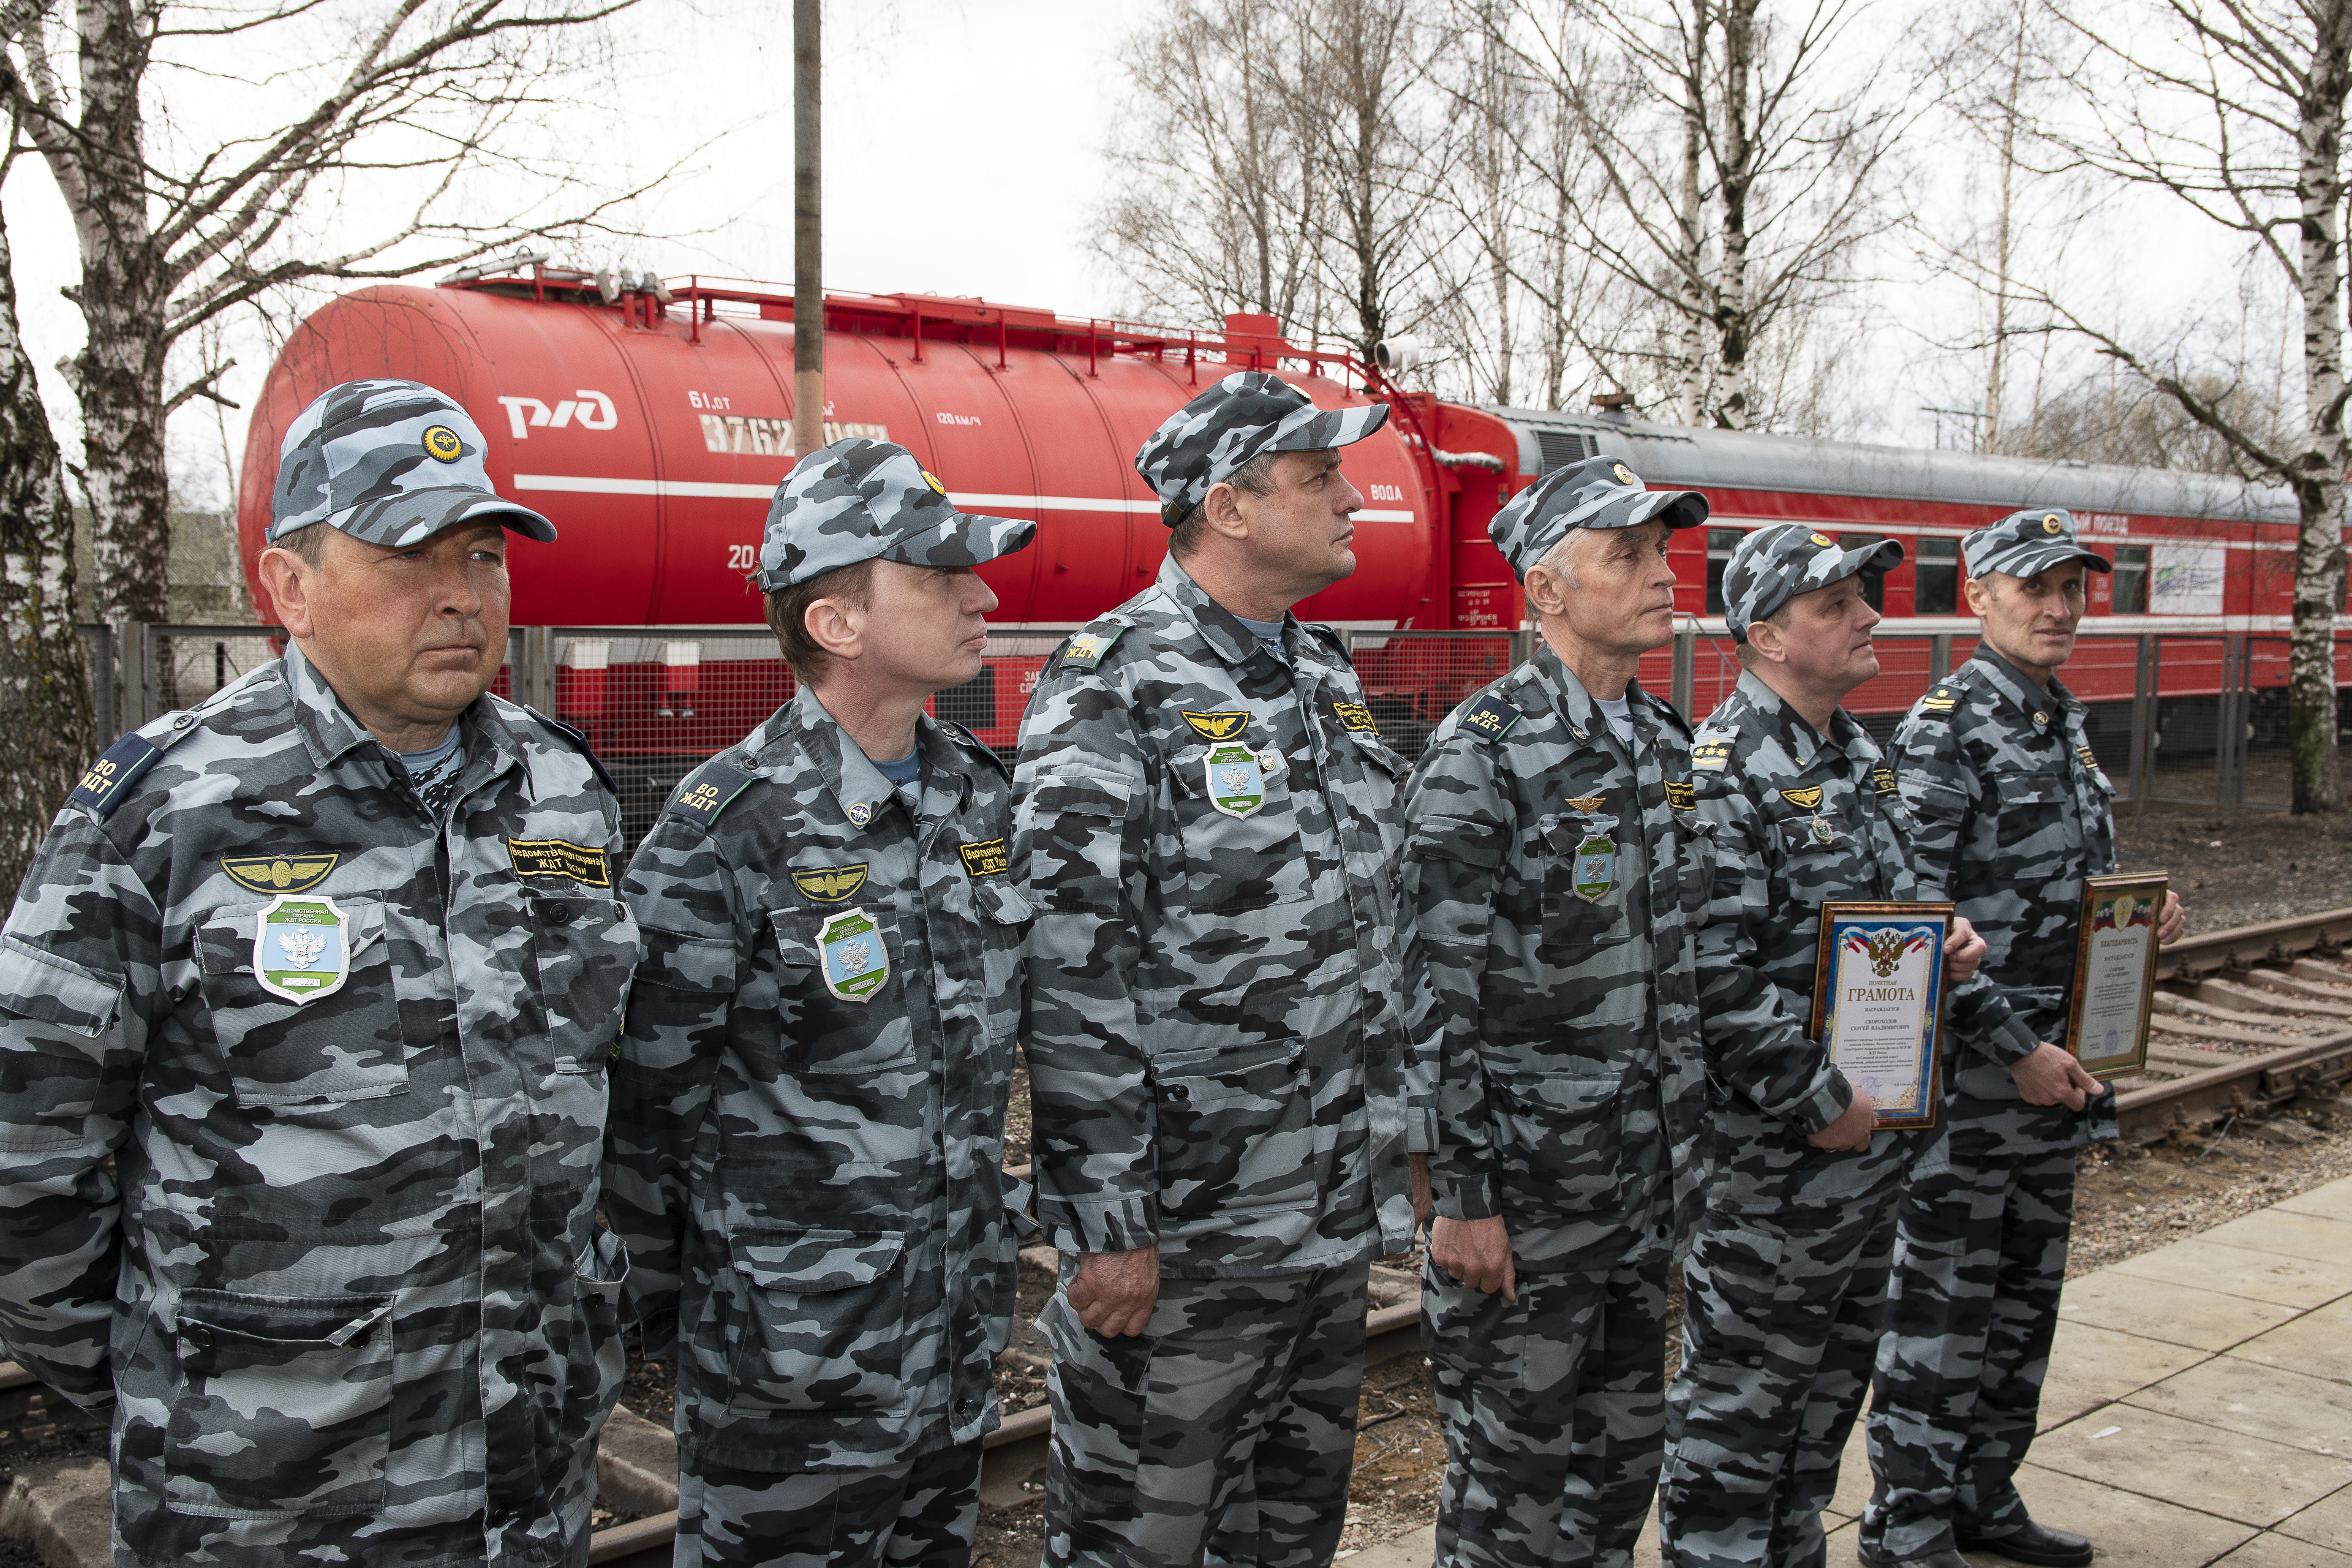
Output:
[
  {"xmin": 2066, "ymin": 872, "xmax": 2168, "ymax": 1080},
  {"xmin": 1808, "ymin": 901, "xmax": 1952, "ymax": 1130}
]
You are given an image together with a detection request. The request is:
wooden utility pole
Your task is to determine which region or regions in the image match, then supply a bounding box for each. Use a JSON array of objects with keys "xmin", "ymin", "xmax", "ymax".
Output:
[{"xmin": 793, "ymin": 0, "xmax": 823, "ymax": 461}]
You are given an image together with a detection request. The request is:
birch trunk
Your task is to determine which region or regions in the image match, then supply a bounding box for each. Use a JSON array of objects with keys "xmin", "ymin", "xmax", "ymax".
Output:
[{"xmin": 1712, "ymin": 0, "xmax": 1757, "ymax": 430}]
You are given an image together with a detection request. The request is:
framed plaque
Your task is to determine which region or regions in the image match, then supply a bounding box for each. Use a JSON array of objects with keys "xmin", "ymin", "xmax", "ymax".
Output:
[
  {"xmin": 1808, "ymin": 901, "xmax": 1953, "ymax": 1130},
  {"xmin": 2066, "ymin": 872, "xmax": 2168, "ymax": 1080}
]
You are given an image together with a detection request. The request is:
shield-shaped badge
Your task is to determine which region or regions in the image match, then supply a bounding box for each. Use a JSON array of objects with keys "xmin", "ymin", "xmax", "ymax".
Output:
[
  {"xmin": 1205, "ymin": 743, "xmax": 1267, "ymax": 819},
  {"xmin": 255, "ymin": 895, "xmax": 351, "ymax": 1004},
  {"xmin": 1572, "ymin": 834, "xmax": 1617, "ymax": 902},
  {"xmin": 817, "ymin": 907, "xmax": 890, "ymax": 1004}
]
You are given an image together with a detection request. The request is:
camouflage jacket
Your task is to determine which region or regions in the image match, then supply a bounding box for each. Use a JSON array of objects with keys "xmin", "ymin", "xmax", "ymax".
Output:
[
  {"xmin": 1012, "ymin": 555, "xmax": 1432, "ymax": 1276},
  {"xmin": 604, "ymin": 686, "xmax": 1027, "ymax": 1473},
  {"xmin": 1690, "ymin": 671, "xmax": 2027, "ymax": 1208},
  {"xmin": 1892, "ymin": 649, "xmax": 2119, "ymax": 1147},
  {"xmin": 1402, "ymin": 644, "xmax": 1710, "ymax": 1270},
  {"xmin": 0, "ymin": 642, "xmax": 635, "ymax": 1567}
]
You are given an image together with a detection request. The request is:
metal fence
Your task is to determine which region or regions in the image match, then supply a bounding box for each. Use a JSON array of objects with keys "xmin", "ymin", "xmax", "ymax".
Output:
[{"xmin": 97, "ymin": 621, "xmax": 2352, "ymax": 845}]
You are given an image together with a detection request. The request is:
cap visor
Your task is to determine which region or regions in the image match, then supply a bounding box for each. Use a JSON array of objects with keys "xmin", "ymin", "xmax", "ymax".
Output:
[
  {"xmin": 1266, "ymin": 399, "xmax": 1392, "ymax": 454},
  {"xmin": 327, "ymin": 487, "xmax": 558, "ymax": 546},
  {"xmin": 1621, "ymin": 489, "xmax": 1711, "ymax": 531},
  {"xmin": 884, "ymin": 510, "xmax": 1039, "ymax": 570}
]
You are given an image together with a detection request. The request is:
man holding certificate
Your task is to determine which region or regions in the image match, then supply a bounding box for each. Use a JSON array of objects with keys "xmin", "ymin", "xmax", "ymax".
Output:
[
  {"xmin": 1403, "ymin": 457, "xmax": 1714, "ymax": 1568},
  {"xmin": 1657, "ymin": 525, "xmax": 1992, "ymax": 1568},
  {"xmin": 1860, "ymin": 509, "xmax": 2184, "ymax": 1568}
]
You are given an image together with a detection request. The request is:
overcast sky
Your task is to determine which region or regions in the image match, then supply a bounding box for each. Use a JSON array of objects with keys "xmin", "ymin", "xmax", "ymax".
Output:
[{"xmin": 0, "ymin": 0, "xmax": 2287, "ymax": 509}]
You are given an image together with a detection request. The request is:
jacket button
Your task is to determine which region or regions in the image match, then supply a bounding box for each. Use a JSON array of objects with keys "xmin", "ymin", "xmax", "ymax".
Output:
[
  {"xmin": 183, "ymin": 1325, "xmax": 213, "ymax": 1351},
  {"xmin": 542, "ymin": 900, "xmax": 572, "ymax": 925},
  {"xmin": 1166, "ymin": 1084, "xmax": 1189, "ymax": 1102}
]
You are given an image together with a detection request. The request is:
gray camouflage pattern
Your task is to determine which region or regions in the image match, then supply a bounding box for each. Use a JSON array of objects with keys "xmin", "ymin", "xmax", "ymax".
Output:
[
  {"xmin": 1486, "ymin": 457, "xmax": 1709, "ymax": 580},
  {"xmin": 756, "ymin": 438, "xmax": 1036, "ymax": 590},
  {"xmin": 603, "ymin": 686, "xmax": 1028, "ymax": 1478},
  {"xmin": 1863, "ymin": 645, "xmax": 2123, "ymax": 1562},
  {"xmin": 1423, "ymin": 1258, "xmax": 1669, "ymax": 1568},
  {"xmin": 1958, "ymin": 508, "xmax": 2111, "ymax": 582},
  {"xmin": 0, "ymin": 640, "xmax": 634, "ymax": 1566},
  {"xmin": 1720, "ymin": 524, "xmax": 1904, "ymax": 641},
  {"xmin": 1036, "ymin": 1262, "xmax": 1367, "ymax": 1568},
  {"xmin": 671, "ymin": 1438, "xmax": 983, "ymax": 1568},
  {"xmin": 1402, "ymin": 645, "xmax": 1708, "ymax": 1568},
  {"xmin": 1011, "ymin": 553, "xmax": 1431, "ymax": 1273},
  {"xmin": 1130, "ymin": 370, "xmax": 1389, "ymax": 525},
  {"xmin": 1658, "ymin": 671, "xmax": 1961, "ymax": 1567},
  {"xmin": 272, "ymin": 377, "xmax": 557, "ymax": 544}
]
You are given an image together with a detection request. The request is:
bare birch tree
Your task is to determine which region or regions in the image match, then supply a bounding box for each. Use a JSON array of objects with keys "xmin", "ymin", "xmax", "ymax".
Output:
[
  {"xmin": 0, "ymin": 0, "xmax": 666, "ymax": 634},
  {"xmin": 2019, "ymin": 0, "xmax": 2352, "ymax": 811}
]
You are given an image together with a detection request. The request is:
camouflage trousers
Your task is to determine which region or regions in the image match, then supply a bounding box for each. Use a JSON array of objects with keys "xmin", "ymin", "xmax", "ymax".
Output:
[
  {"xmin": 1424, "ymin": 1253, "xmax": 1670, "ymax": 1568},
  {"xmin": 671, "ymin": 1440, "xmax": 983, "ymax": 1568},
  {"xmin": 1036, "ymin": 1259, "xmax": 1370, "ymax": 1568},
  {"xmin": 1657, "ymin": 1187, "xmax": 1903, "ymax": 1568},
  {"xmin": 1860, "ymin": 1138, "xmax": 2077, "ymax": 1563}
]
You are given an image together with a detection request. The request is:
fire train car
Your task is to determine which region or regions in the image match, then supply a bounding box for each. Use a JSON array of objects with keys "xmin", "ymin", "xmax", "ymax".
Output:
[{"xmin": 237, "ymin": 266, "xmax": 2321, "ymax": 826}]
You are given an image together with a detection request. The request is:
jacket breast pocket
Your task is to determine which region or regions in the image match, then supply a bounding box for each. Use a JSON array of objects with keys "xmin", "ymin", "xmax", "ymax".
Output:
[
  {"xmin": 529, "ymin": 889, "xmax": 637, "ymax": 1074},
  {"xmin": 722, "ymin": 1230, "xmax": 909, "ymax": 1417},
  {"xmin": 1150, "ymin": 1038, "xmax": 1317, "ymax": 1220},
  {"xmin": 972, "ymin": 878, "xmax": 1031, "ymax": 1048},
  {"xmin": 162, "ymin": 1290, "xmax": 394, "ymax": 1519},
  {"xmin": 773, "ymin": 906, "xmax": 914, "ymax": 1074},
  {"xmin": 193, "ymin": 900, "xmax": 406, "ymax": 1108},
  {"xmin": 1492, "ymin": 1066, "xmax": 1625, "ymax": 1216},
  {"xmin": 1990, "ymin": 767, "xmax": 2067, "ymax": 850},
  {"xmin": 1537, "ymin": 813, "xmax": 1636, "ymax": 960},
  {"xmin": 1171, "ymin": 744, "xmax": 1310, "ymax": 917}
]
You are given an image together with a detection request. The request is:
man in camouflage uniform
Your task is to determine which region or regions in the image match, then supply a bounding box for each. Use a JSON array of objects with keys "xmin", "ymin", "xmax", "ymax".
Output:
[
  {"xmin": 1404, "ymin": 456, "xmax": 1712, "ymax": 1568},
  {"xmin": 603, "ymin": 438, "xmax": 1037, "ymax": 1567},
  {"xmin": 1657, "ymin": 525, "xmax": 1993, "ymax": 1568},
  {"xmin": 1860, "ymin": 509, "xmax": 2184, "ymax": 1568},
  {"xmin": 0, "ymin": 379, "xmax": 637, "ymax": 1566},
  {"xmin": 1015, "ymin": 370, "xmax": 1432, "ymax": 1568}
]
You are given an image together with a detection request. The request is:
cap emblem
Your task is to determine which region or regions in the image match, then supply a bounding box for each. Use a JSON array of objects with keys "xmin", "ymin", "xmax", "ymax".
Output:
[
  {"xmin": 1612, "ymin": 463, "xmax": 1636, "ymax": 485},
  {"xmin": 922, "ymin": 469, "xmax": 948, "ymax": 496},
  {"xmin": 2042, "ymin": 513, "xmax": 2063, "ymax": 535},
  {"xmin": 423, "ymin": 425, "xmax": 463, "ymax": 463},
  {"xmin": 1808, "ymin": 531, "xmax": 1834, "ymax": 547}
]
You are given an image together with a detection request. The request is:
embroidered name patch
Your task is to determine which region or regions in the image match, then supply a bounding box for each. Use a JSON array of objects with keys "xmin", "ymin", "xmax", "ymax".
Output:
[
  {"xmin": 1692, "ymin": 740, "xmax": 1733, "ymax": 773},
  {"xmin": 1663, "ymin": 780, "xmax": 1695, "ymax": 810},
  {"xmin": 1870, "ymin": 767, "xmax": 1900, "ymax": 796},
  {"xmin": 792, "ymin": 863, "xmax": 870, "ymax": 903},
  {"xmin": 959, "ymin": 838, "xmax": 1009, "ymax": 877},
  {"xmin": 1331, "ymin": 701, "xmax": 1380, "ymax": 735},
  {"xmin": 1182, "ymin": 710, "xmax": 1250, "ymax": 741},
  {"xmin": 221, "ymin": 853, "xmax": 339, "ymax": 894},
  {"xmin": 508, "ymin": 838, "xmax": 610, "ymax": 886}
]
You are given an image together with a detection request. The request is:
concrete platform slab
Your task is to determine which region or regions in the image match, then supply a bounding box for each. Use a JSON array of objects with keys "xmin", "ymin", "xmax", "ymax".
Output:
[
  {"xmin": 1979, "ymin": 1464, "xmax": 2259, "ymax": 1568},
  {"xmin": 1346, "ymin": 1522, "xmax": 1435, "ymax": 1568},
  {"xmin": 2031, "ymin": 1405, "xmax": 2352, "ymax": 1527},
  {"xmin": 2212, "ymin": 1530, "xmax": 2352, "ymax": 1568},
  {"xmin": 2128, "ymin": 1358, "xmax": 2352, "ymax": 1455},
  {"xmin": 1827, "ymin": 1418, "xmax": 1871, "ymax": 1523},
  {"xmin": 2058, "ymin": 1269, "xmax": 2304, "ymax": 1352},
  {"xmin": 2275, "ymin": 1485, "xmax": 2352, "ymax": 1555},
  {"xmin": 2200, "ymin": 1209, "xmax": 2352, "ymax": 1266},
  {"xmin": 2280, "ymin": 1180, "xmax": 2352, "ymax": 1225},
  {"xmin": 2106, "ymin": 1239, "xmax": 2352, "ymax": 1312},
  {"xmin": 2238, "ymin": 1297, "xmax": 2352, "ymax": 1388},
  {"xmin": 2038, "ymin": 1318, "xmax": 2208, "ymax": 1429}
]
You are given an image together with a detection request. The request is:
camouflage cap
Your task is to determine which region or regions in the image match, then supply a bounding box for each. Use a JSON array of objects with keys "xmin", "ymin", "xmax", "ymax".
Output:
[
  {"xmin": 1488, "ymin": 455, "xmax": 1710, "ymax": 582},
  {"xmin": 270, "ymin": 378, "xmax": 556, "ymax": 546},
  {"xmin": 1723, "ymin": 523, "xmax": 1905, "ymax": 642},
  {"xmin": 757, "ymin": 437, "xmax": 1036, "ymax": 591},
  {"xmin": 1963, "ymin": 507, "xmax": 2111, "ymax": 580},
  {"xmin": 1132, "ymin": 370, "xmax": 1390, "ymax": 526}
]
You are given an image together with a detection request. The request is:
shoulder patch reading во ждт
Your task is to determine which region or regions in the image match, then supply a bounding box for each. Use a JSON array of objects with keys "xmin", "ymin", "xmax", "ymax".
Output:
[{"xmin": 1459, "ymin": 694, "xmax": 1520, "ymax": 741}]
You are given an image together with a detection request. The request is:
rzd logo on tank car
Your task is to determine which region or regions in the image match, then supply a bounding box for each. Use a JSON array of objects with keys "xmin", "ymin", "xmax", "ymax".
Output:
[{"xmin": 498, "ymin": 389, "xmax": 618, "ymax": 438}]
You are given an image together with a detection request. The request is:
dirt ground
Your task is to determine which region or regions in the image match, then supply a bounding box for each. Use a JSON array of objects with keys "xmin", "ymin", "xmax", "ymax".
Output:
[{"xmin": 2112, "ymin": 799, "xmax": 2352, "ymax": 932}]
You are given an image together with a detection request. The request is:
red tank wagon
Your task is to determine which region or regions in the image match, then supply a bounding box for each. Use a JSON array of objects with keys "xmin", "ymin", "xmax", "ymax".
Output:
[{"xmin": 238, "ymin": 267, "xmax": 2330, "ymax": 822}]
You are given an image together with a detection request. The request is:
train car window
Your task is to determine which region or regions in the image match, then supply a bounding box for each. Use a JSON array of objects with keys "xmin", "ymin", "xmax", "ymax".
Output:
[
  {"xmin": 1536, "ymin": 430, "xmax": 1594, "ymax": 471},
  {"xmin": 1705, "ymin": 528, "xmax": 1742, "ymax": 615},
  {"xmin": 2111, "ymin": 544, "xmax": 2149, "ymax": 614},
  {"xmin": 1915, "ymin": 537, "xmax": 1959, "ymax": 614},
  {"xmin": 1839, "ymin": 533, "xmax": 1888, "ymax": 612}
]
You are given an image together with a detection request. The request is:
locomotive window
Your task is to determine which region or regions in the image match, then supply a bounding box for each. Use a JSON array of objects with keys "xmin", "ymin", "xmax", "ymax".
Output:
[
  {"xmin": 1915, "ymin": 537, "xmax": 1959, "ymax": 615},
  {"xmin": 1839, "ymin": 533, "xmax": 1887, "ymax": 612},
  {"xmin": 1705, "ymin": 528, "xmax": 1742, "ymax": 615},
  {"xmin": 2111, "ymin": 544, "xmax": 2149, "ymax": 614}
]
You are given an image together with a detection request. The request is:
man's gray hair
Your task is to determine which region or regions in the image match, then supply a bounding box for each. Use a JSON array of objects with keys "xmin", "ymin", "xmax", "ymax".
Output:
[
  {"xmin": 1169, "ymin": 449, "xmax": 1283, "ymax": 560},
  {"xmin": 1530, "ymin": 525, "xmax": 1592, "ymax": 588}
]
